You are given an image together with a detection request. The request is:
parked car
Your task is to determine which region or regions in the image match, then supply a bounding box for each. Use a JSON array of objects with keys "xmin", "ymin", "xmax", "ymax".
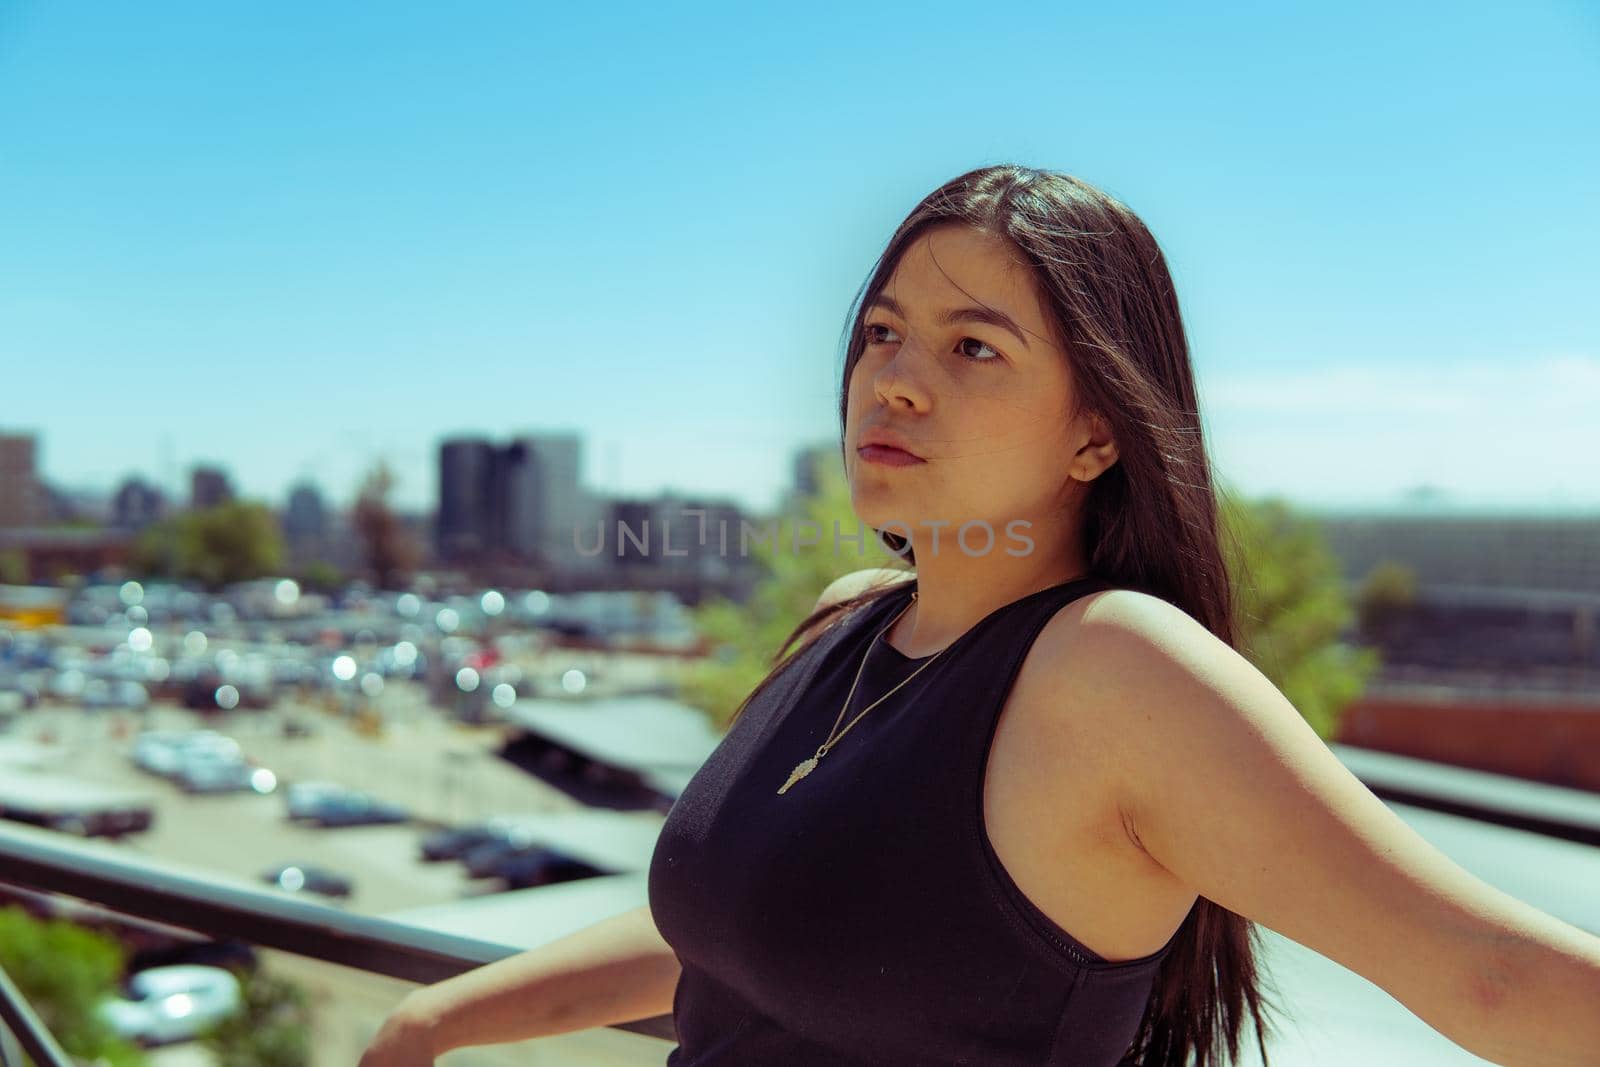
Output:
[
  {"xmin": 180, "ymin": 666, "xmax": 228, "ymax": 711},
  {"xmin": 83, "ymin": 678, "xmax": 149, "ymax": 710},
  {"xmin": 282, "ymin": 780, "xmax": 348, "ymax": 819},
  {"xmin": 0, "ymin": 771, "xmax": 155, "ymax": 837},
  {"xmin": 0, "ymin": 630, "xmax": 52, "ymax": 670},
  {"xmin": 96, "ymin": 964, "xmax": 242, "ymax": 1046},
  {"xmin": 259, "ymin": 862, "xmax": 353, "ymax": 900},
  {"xmin": 177, "ymin": 662, "xmax": 273, "ymax": 711},
  {"xmin": 419, "ymin": 820, "xmax": 512, "ymax": 862},
  {"xmin": 48, "ymin": 668, "xmax": 88, "ymax": 702},
  {"xmin": 286, "ymin": 786, "xmax": 409, "ymax": 827},
  {"xmin": 0, "ymin": 673, "xmax": 40, "ymax": 716},
  {"xmin": 177, "ymin": 750, "xmax": 277, "ymax": 795},
  {"xmin": 495, "ymin": 849, "xmax": 606, "ymax": 890},
  {"xmin": 132, "ymin": 731, "xmax": 188, "ymax": 776},
  {"xmin": 129, "ymin": 938, "xmax": 258, "ymax": 976},
  {"xmin": 462, "ymin": 837, "xmax": 538, "ymax": 879},
  {"xmin": 133, "ymin": 730, "xmax": 241, "ymax": 778}
]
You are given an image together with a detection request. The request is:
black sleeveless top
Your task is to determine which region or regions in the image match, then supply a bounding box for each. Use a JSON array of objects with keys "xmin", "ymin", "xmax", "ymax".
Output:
[{"xmin": 647, "ymin": 575, "xmax": 1185, "ymax": 1066}]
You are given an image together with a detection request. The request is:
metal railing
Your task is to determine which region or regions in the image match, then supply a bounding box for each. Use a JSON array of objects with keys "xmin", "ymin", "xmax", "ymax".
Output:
[
  {"xmin": 0, "ymin": 952, "xmax": 72, "ymax": 1067},
  {"xmin": 0, "ymin": 819, "xmax": 675, "ymax": 1063},
  {"xmin": 1329, "ymin": 742, "xmax": 1600, "ymax": 846},
  {"xmin": 3, "ymin": 744, "xmax": 1597, "ymax": 1063}
]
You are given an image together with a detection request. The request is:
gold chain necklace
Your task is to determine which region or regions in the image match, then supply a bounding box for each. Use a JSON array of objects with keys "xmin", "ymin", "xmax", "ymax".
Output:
[{"xmin": 777, "ymin": 589, "xmax": 947, "ymax": 795}]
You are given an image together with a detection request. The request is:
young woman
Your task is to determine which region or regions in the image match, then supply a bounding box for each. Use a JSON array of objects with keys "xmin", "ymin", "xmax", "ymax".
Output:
[{"xmin": 361, "ymin": 166, "xmax": 1600, "ymax": 1066}]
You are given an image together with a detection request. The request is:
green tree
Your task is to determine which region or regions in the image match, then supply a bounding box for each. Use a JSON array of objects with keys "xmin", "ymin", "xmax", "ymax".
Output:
[
  {"xmin": 680, "ymin": 464, "xmax": 1377, "ymax": 741},
  {"xmin": 1220, "ymin": 490, "xmax": 1381, "ymax": 739},
  {"xmin": 0, "ymin": 904, "xmax": 146, "ymax": 1066},
  {"xmin": 198, "ymin": 967, "xmax": 312, "ymax": 1067},
  {"xmin": 131, "ymin": 501, "xmax": 284, "ymax": 590},
  {"xmin": 295, "ymin": 559, "xmax": 346, "ymax": 595},
  {"xmin": 0, "ymin": 548, "xmax": 27, "ymax": 585}
]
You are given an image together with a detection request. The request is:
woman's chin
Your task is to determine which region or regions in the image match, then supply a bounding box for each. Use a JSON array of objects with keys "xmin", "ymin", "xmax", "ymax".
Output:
[{"xmin": 850, "ymin": 487, "xmax": 909, "ymax": 524}]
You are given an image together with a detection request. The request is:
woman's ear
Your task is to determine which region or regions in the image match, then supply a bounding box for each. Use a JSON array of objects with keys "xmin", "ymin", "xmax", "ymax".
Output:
[{"xmin": 1073, "ymin": 411, "xmax": 1119, "ymax": 482}]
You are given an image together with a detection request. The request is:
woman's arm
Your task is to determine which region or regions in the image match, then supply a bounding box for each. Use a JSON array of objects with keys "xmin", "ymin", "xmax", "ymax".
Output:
[
  {"xmin": 1059, "ymin": 590, "xmax": 1600, "ymax": 1067},
  {"xmin": 376, "ymin": 902, "xmax": 681, "ymax": 1057}
]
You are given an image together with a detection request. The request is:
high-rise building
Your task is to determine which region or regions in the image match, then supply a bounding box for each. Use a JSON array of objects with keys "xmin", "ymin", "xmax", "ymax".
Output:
[
  {"xmin": 508, "ymin": 431, "xmax": 600, "ymax": 573},
  {"xmin": 436, "ymin": 437, "xmax": 498, "ymax": 563},
  {"xmin": 608, "ymin": 497, "xmax": 658, "ymax": 565},
  {"xmin": 112, "ymin": 476, "xmax": 165, "ymax": 530},
  {"xmin": 190, "ymin": 465, "xmax": 234, "ymax": 509},
  {"xmin": 0, "ymin": 432, "xmax": 44, "ymax": 528},
  {"xmin": 283, "ymin": 482, "xmax": 328, "ymax": 562},
  {"xmin": 792, "ymin": 441, "xmax": 838, "ymax": 498},
  {"xmin": 499, "ymin": 439, "xmax": 543, "ymax": 561},
  {"xmin": 435, "ymin": 431, "xmax": 602, "ymax": 572}
]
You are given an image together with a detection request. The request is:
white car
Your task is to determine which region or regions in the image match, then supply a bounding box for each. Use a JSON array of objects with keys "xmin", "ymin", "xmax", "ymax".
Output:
[
  {"xmin": 177, "ymin": 749, "xmax": 278, "ymax": 795},
  {"xmin": 96, "ymin": 964, "xmax": 242, "ymax": 1046},
  {"xmin": 132, "ymin": 730, "xmax": 240, "ymax": 778},
  {"xmin": 283, "ymin": 779, "xmax": 348, "ymax": 819}
]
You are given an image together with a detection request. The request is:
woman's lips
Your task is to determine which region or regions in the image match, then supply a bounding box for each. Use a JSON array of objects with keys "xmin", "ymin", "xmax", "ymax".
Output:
[{"xmin": 858, "ymin": 444, "xmax": 925, "ymax": 467}]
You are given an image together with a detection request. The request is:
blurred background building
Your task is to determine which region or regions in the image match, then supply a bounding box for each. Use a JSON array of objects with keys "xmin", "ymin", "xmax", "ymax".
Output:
[
  {"xmin": 0, "ymin": 433, "xmax": 45, "ymax": 528},
  {"xmin": 189, "ymin": 465, "xmax": 234, "ymax": 510}
]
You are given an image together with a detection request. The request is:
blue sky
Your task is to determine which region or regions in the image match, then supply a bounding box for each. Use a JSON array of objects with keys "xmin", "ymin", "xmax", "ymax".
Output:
[{"xmin": 2, "ymin": 2, "xmax": 1596, "ymax": 515}]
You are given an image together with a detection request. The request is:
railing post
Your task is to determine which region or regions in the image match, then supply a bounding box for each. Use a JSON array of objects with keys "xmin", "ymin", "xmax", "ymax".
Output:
[{"xmin": 0, "ymin": 960, "xmax": 74, "ymax": 1067}]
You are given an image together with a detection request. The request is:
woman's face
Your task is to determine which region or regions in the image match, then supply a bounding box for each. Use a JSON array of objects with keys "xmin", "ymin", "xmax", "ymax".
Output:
[{"xmin": 845, "ymin": 223, "xmax": 1093, "ymax": 559}]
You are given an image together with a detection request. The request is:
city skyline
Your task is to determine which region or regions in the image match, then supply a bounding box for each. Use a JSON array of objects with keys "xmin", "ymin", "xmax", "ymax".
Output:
[
  {"xmin": 9, "ymin": 423, "xmax": 1598, "ymax": 522},
  {"xmin": 3, "ymin": 4, "xmax": 1597, "ymax": 516}
]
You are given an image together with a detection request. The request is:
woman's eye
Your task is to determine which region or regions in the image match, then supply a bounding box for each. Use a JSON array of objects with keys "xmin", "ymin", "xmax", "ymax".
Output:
[
  {"xmin": 863, "ymin": 322, "xmax": 1004, "ymax": 366},
  {"xmin": 956, "ymin": 337, "xmax": 1003, "ymax": 364},
  {"xmin": 863, "ymin": 323, "xmax": 895, "ymax": 345}
]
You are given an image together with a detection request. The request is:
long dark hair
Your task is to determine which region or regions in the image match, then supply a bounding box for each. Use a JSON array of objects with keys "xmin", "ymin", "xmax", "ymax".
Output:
[{"xmin": 725, "ymin": 164, "xmax": 1279, "ymax": 1066}]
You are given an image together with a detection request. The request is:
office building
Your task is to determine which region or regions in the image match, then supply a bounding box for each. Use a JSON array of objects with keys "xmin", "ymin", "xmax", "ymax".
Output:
[
  {"xmin": 0, "ymin": 433, "xmax": 44, "ymax": 528},
  {"xmin": 190, "ymin": 465, "xmax": 234, "ymax": 510}
]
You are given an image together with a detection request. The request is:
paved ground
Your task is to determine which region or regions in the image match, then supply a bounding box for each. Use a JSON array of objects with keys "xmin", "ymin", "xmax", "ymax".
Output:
[
  {"xmin": 22, "ymin": 694, "xmax": 589, "ymax": 916},
  {"xmin": 6, "ymin": 685, "xmax": 675, "ymax": 1065}
]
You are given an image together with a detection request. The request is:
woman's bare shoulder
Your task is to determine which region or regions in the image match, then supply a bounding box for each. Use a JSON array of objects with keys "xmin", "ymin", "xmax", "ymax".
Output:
[
  {"xmin": 1036, "ymin": 586, "xmax": 1204, "ymax": 663},
  {"xmin": 1023, "ymin": 586, "xmax": 1214, "ymax": 741},
  {"xmin": 814, "ymin": 567, "xmax": 915, "ymax": 612}
]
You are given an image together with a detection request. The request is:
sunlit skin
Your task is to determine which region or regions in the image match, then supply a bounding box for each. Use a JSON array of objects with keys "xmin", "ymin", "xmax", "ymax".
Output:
[{"xmin": 844, "ymin": 223, "xmax": 1120, "ymax": 657}]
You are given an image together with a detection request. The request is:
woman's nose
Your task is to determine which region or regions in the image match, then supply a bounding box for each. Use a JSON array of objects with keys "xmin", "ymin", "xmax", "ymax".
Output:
[{"xmin": 873, "ymin": 338, "xmax": 930, "ymax": 407}]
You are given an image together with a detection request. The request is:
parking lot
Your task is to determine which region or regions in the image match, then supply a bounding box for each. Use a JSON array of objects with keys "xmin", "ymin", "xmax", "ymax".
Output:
[
  {"xmin": 0, "ymin": 582, "xmax": 690, "ymax": 1064},
  {"xmin": 5, "ymin": 683, "xmax": 650, "ymax": 914},
  {"xmin": 4, "ymin": 686, "xmax": 679, "ymax": 1064}
]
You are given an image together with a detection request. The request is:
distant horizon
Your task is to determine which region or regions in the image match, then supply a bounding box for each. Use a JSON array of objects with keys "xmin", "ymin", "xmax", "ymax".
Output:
[{"xmin": 21, "ymin": 430, "xmax": 1600, "ymax": 522}]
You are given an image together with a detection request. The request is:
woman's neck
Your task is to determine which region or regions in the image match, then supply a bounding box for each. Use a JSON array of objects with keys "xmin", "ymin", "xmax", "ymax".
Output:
[{"xmin": 890, "ymin": 555, "xmax": 1092, "ymax": 658}]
